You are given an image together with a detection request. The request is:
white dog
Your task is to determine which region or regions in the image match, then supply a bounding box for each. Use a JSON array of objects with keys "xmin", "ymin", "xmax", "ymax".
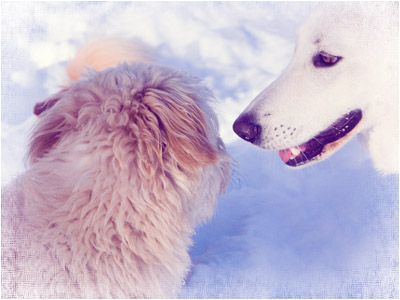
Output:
[
  {"xmin": 233, "ymin": 2, "xmax": 398, "ymax": 174},
  {"xmin": 2, "ymin": 38, "xmax": 231, "ymax": 298}
]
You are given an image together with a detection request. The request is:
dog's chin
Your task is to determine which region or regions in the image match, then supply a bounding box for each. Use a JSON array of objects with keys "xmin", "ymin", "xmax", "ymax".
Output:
[{"xmin": 278, "ymin": 109, "xmax": 363, "ymax": 168}]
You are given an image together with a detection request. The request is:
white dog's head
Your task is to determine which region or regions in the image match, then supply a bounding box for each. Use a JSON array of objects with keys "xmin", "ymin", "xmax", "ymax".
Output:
[{"xmin": 233, "ymin": 2, "xmax": 398, "ymax": 174}]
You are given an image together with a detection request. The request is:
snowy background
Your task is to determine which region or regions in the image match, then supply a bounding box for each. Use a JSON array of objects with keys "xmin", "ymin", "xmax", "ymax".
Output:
[{"xmin": 1, "ymin": 2, "xmax": 398, "ymax": 298}]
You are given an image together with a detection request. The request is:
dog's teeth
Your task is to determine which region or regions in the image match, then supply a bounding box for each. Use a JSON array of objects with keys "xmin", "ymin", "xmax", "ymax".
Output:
[{"xmin": 291, "ymin": 147, "xmax": 301, "ymax": 156}]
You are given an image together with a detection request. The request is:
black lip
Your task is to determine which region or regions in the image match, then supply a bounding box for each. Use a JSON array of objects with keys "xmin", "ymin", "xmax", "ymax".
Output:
[{"xmin": 285, "ymin": 109, "xmax": 363, "ymax": 167}]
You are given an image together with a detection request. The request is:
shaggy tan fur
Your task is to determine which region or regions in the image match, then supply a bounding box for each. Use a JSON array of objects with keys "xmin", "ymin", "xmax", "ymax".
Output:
[{"xmin": 2, "ymin": 39, "xmax": 231, "ymax": 298}]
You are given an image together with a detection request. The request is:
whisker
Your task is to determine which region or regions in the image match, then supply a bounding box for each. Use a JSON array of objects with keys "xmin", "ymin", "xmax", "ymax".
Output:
[
  {"xmin": 293, "ymin": 150, "xmax": 311, "ymax": 166},
  {"xmin": 328, "ymin": 113, "xmax": 355, "ymax": 133},
  {"xmin": 324, "ymin": 125, "xmax": 345, "ymax": 134},
  {"xmin": 312, "ymin": 137, "xmax": 324, "ymax": 146},
  {"xmin": 300, "ymin": 151, "xmax": 311, "ymax": 165}
]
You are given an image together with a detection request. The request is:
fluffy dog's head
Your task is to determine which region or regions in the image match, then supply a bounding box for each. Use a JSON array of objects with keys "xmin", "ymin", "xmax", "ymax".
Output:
[
  {"xmin": 31, "ymin": 64, "xmax": 222, "ymax": 168},
  {"xmin": 29, "ymin": 63, "xmax": 230, "ymax": 226}
]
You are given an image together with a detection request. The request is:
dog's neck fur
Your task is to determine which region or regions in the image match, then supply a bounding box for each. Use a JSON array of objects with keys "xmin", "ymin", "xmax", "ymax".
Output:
[{"xmin": 19, "ymin": 133, "xmax": 196, "ymax": 297}]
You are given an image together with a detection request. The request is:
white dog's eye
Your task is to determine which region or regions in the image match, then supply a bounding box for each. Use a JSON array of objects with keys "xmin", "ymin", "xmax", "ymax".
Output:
[
  {"xmin": 313, "ymin": 51, "xmax": 342, "ymax": 67},
  {"xmin": 322, "ymin": 55, "xmax": 337, "ymax": 64}
]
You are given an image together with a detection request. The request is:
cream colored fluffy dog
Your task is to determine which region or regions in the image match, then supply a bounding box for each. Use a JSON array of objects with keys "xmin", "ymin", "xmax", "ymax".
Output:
[{"xmin": 2, "ymin": 39, "xmax": 231, "ymax": 298}]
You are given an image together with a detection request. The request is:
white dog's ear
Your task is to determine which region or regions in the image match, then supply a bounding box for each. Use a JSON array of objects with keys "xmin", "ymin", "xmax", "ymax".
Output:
[
  {"xmin": 142, "ymin": 90, "xmax": 219, "ymax": 170},
  {"xmin": 29, "ymin": 91, "xmax": 78, "ymax": 164}
]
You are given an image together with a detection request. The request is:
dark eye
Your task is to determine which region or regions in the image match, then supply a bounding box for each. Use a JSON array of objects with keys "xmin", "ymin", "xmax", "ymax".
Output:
[{"xmin": 313, "ymin": 51, "xmax": 342, "ymax": 67}]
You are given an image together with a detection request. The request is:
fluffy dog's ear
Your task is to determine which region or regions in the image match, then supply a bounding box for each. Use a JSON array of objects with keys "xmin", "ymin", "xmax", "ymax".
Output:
[
  {"xmin": 29, "ymin": 91, "xmax": 77, "ymax": 164},
  {"xmin": 33, "ymin": 91, "xmax": 65, "ymax": 116},
  {"xmin": 142, "ymin": 90, "xmax": 219, "ymax": 170}
]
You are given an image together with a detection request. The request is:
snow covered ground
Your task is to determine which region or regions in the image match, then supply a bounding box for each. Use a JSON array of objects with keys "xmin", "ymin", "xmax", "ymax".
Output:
[{"xmin": 1, "ymin": 2, "xmax": 398, "ymax": 298}]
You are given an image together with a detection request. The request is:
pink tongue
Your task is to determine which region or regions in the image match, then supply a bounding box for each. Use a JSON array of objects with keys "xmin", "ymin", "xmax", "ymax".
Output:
[
  {"xmin": 279, "ymin": 149, "xmax": 292, "ymax": 163},
  {"xmin": 279, "ymin": 144, "xmax": 307, "ymax": 163}
]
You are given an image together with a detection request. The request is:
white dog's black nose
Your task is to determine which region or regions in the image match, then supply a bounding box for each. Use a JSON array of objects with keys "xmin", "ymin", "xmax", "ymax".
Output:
[{"xmin": 233, "ymin": 114, "xmax": 261, "ymax": 143}]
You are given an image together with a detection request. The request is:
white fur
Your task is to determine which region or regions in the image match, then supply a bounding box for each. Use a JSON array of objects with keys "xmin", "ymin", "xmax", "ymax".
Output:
[
  {"xmin": 2, "ymin": 39, "xmax": 231, "ymax": 298},
  {"xmin": 236, "ymin": 2, "xmax": 398, "ymax": 174}
]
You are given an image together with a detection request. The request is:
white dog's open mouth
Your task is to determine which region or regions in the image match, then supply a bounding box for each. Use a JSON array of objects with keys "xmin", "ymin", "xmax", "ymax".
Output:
[{"xmin": 279, "ymin": 109, "xmax": 362, "ymax": 167}]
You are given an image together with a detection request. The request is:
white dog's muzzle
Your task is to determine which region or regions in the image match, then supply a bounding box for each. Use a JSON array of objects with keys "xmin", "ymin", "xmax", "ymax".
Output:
[{"xmin": 233, "ymin": 109, "xmax": 363, "ymax": 167}]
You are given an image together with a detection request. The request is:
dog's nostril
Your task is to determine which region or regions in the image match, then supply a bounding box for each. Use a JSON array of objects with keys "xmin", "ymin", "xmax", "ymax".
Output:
[{"xmin": 233, "ymin": 114, "xmax": 261, "ymax": 143}]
